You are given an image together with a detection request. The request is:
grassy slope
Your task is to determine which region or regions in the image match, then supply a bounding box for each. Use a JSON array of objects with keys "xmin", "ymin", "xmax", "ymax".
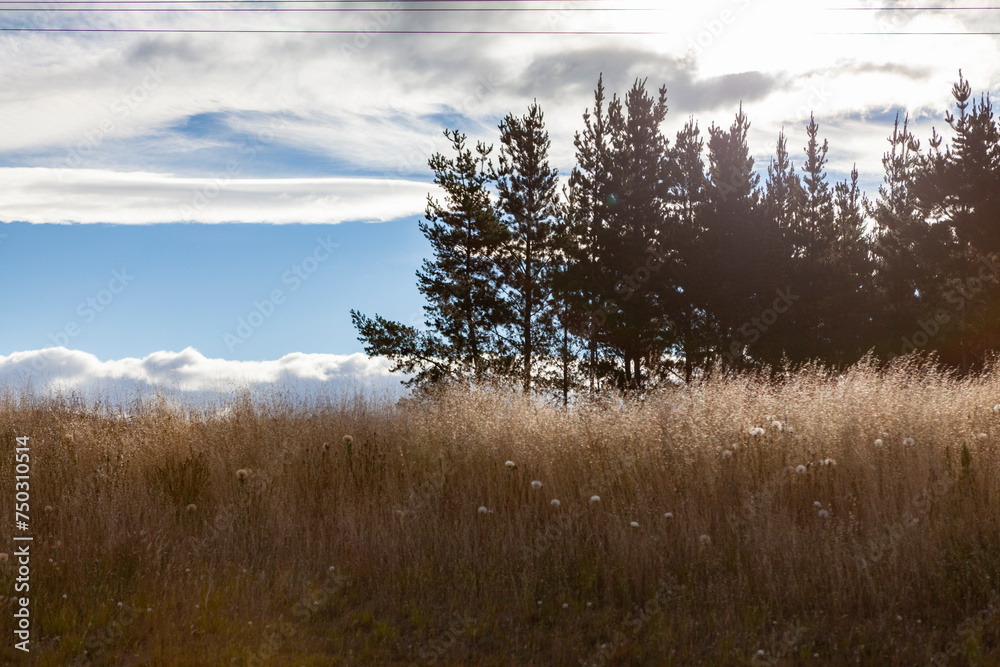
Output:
[{"xmin": 1, "ymin": 358, "xmax": 1000, "ymax": 665}]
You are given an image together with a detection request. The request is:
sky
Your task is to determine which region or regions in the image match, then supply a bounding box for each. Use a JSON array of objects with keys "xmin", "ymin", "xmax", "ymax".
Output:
[{"xmin": 1, "ymin": 0, "xmax": 999, "ymax": 399}]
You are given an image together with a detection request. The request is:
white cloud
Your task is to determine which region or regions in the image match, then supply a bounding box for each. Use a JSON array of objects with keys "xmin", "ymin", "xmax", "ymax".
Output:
[
  {"xmin": 0, "ymin": 168, "xmax": 430, "ymax": 223},
  {"xmin": 0, "ymin": 347, "xmax": 407, "ymax": 402},
  {"xmin": 1, "ymin": 3, "xmax": 1000, "ymax": 223}
]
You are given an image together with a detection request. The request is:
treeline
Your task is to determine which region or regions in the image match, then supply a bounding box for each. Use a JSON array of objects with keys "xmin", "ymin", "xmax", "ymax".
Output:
[{"xmin": 352, "ymin": 72, "xmax": 1000, "ymax": 396}]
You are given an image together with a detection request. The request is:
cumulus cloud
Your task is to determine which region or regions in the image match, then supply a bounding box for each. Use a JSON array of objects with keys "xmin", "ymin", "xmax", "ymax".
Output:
[{"xmin": 0, "ymin": 347, "xmax": 408, "ymax": 402}]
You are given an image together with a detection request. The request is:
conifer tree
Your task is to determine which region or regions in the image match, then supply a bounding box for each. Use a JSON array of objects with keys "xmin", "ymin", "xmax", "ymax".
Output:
[
  {"xmin": 495, "ymin": 102, "xmax": 562, "ymax": 393},
  {"xmin": 701, "ymin": 105, "xmax": 776, "ymax": 369},
  {"xmin": 601, "ymin": 78, "xmax": 674, "ymax": 390},
  {"xmin": 668, "ymin": 117, "xmax": 713, "ymax": 381},
  {"xmin": 352, "ymin": 129, "xmax": 510, "ymax": 387},
  {"xmin": 868, "ymin": 113, "xmax": 932, "ymax": 360},
  {"xmin": 561, "ymin": 75, "xmax": 617, "ymax": 393},
  {"xmin": 911, "ymin": 73, "xmax": 1000, "ymax": 369}
]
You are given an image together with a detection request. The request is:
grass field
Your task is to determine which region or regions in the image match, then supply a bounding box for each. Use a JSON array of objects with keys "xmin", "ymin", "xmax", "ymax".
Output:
[{"xmin": 2, "ymin": 357, "xmax": 1000, "ymax": 665}]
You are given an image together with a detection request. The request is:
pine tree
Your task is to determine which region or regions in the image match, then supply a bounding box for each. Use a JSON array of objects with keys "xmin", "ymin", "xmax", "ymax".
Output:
[
  {"xmin": 351, "ymin": 129, "xmax": 510, "ymax": 387},
  {"xmin": 868, "ymin": 113, "xmax": 933, "ymax": 360},
  {"xmin": 764, "ymin": 129, "xmax": 805, "ymax": 248},
  {"xmin": 701, "ymin": 105, "xmax": 776, "ymax": 370},
  {"xmin": 561, "ymin": 74, "xmax": 617, "ymax": 393},
  {"xmin": 601, "ymin": 78, "xmax": 674, "ymax": 390},
  {"xmin": 911, "ymin": 73, "xmax": 1000, "ymax": 369},
  {"xmin": 668, "ymin": 117, "xmax": 713, "ymax": 381},
  {"xmin": 495, "ymin": 101, "xmax": 562, "ymax": 393},
  {"xmin": 826, "ymin": 165, "xmax": 875, "ymax": 362},
  {"xmin": 787, "ymin": 114, "xmax": 840, "ymax": 361},
  {"xmin": 799, "ymin": 114, "xmax": 835, "ymax": 260}
]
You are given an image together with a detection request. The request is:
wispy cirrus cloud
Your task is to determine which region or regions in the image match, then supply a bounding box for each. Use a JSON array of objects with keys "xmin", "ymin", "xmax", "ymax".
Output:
[{"xmin": 0, "ymin": 168, "xmax": 430, "ymax": 224}]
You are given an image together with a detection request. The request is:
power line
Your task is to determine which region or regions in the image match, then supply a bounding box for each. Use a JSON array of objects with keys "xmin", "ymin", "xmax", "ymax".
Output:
[
  {"xmin": 0, "ymin": 6, "xmax": 663, "ymax": 10},
  {"xmin": 823, "ymin": 6, "xmax": 1000, "ymax": 10},
  {"xmin": 0, "ymin": 26, "xmax": 668, "ymax": 32},
  {"xmin": 819, "ymin": 30, "xmax": 1000, "ymax": 34},
  {"xmin": 0, "ymin": 0, "xmax": 615, "ymax": 3}
]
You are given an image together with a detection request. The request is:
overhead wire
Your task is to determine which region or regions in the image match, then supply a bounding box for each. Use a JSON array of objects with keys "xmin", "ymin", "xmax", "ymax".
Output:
[{"xmin": 0, "ymin": 3, "xmax": 998, "ymax": 35}]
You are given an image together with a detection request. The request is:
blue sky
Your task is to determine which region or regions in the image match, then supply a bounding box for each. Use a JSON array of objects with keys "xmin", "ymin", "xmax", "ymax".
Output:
[
  {"xmin": 1, "ymin": 1, "xmax": 999, "ymax": 397},
  {"xmin": 0, "ymin": 219, "xmax": 426, "ymax": 360}
]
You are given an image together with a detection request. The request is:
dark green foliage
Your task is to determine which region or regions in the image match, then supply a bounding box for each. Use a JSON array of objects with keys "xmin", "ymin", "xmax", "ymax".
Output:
[
  {"xmin": 495, "ymin": 101, "xmax": 563, "ymax": 394},
  {"xmin": 354, "ymin": 72, "xmax": 1000, "ymax": 392}
]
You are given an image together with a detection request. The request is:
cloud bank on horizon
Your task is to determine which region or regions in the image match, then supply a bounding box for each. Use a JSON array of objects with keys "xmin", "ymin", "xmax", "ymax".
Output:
[
  {"xmin": 2, "ymin": 1, "xmax": 999, "ymax": 225},
  {"xmin": 0, "ymin": 347, "xmax": 406, "ymax": 402}
]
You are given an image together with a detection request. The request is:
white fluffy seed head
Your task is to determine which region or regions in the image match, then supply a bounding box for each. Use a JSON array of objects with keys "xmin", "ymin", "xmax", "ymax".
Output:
[
  {"xmin": 630, "ymin": 521, "xmax": 639, "ymax": 529},
  {"xmin": 874, "ymin": 438, "xmax": 883, "ymax": 447},
  {"xmin": 550, "ymin": 499, "xmax": 561, "ymax": 507},
  {"xmin": 590, "ymin": 495, "xmax": 601, "ymax": 503},
  {"xmin": 722, "ymin": 449, "xmax": 733, "ymax": 459},
  {"xmin": 505, "ymin": 460, "xmax": 516, "ymax": 468},
  {"xmin": 749, "ymin": 427, "xmax": 765, "ymax": 437},
  {"xmin": 903, "ymin": 438, "xmax": 915, "ymax": 447},
  {"xmin": 663, "ymin": 512, "xmax": 673, "ymax": 519},
  {"xmin": 478, "ymin": 506, "xmax": 488, "ymax": 514},
  {"xmin": 795, "ymin": 465, "xmax": 807, "ymax": 474},
  {"xmin": 530, "ymin": 480, "xmax": 542, "ymax": 490}
]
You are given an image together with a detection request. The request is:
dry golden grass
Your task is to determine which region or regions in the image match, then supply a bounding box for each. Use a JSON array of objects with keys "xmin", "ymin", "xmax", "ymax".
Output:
[{"xmin": 2, "ymin": 357, "xmax": 1000, "ymax": 665}]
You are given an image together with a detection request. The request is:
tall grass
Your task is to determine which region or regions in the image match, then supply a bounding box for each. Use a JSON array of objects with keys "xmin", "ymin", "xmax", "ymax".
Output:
[{"xmin": 2, "ymin": 357, "xmax": 1000, "ymax": 665}]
